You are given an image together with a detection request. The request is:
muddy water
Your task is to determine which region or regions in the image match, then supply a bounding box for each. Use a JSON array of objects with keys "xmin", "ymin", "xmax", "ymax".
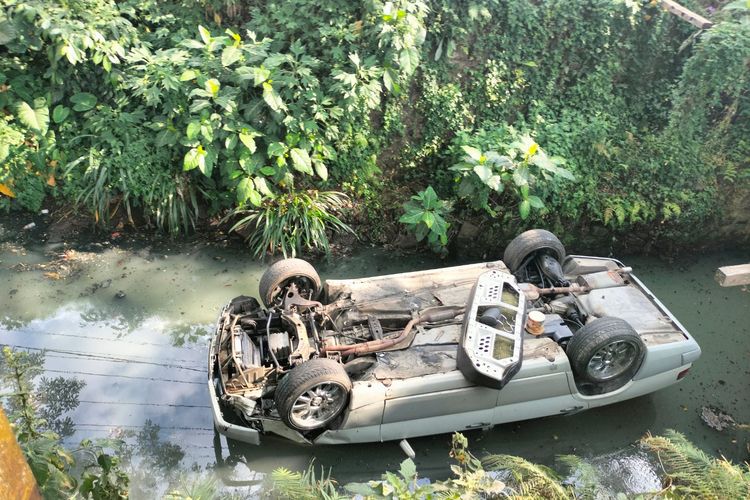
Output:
[{"xmin": 0, "ymin": 225, "xmax": 748, "ymax": 497}]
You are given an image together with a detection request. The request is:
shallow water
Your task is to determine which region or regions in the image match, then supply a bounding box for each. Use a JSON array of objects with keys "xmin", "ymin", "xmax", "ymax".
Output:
[{"xmin": 0, "ymin": 224, "xmax": 748, "ymax": 496}]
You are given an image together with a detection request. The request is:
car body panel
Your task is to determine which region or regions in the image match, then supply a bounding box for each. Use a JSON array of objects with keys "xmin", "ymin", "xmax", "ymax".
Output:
[{"xmin": 209, "ymin": 255, "xmax": 701, "ymax": 445}]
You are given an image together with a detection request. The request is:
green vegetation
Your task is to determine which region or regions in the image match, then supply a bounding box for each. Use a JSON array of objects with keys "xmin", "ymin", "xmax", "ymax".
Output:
[
  {"xmin": 1, "ymin": 0, "xmax": 748, "ymax": 255},
  {"xmin": 0, "ymin": 347, "xmax": 129, "ymax": 499},
  {"xmin": 268, "ymin": 431, "xmax": 750, "ymax": 499}
]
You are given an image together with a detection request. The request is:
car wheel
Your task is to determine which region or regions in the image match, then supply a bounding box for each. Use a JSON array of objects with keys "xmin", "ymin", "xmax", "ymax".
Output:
[
  {"xmin": 503, "ymin": 229, "xmax": 566, "ymax": 274},
  {"xmin": 274, "ymin": 358, "xmax": 352, "ymax": 431},
  {"xmin": 258, "ymin": 258, "xmax": 322, "ymax": 308},
  {"xmin": 567, "ymin": 317, "xmax": 645, "ymax": 391}
]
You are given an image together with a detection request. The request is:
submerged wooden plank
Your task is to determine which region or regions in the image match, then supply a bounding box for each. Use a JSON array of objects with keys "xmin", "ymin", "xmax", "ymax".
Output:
[{"xmin": 716, "ymin": 264, "xmax": 750, "ymax": 287}]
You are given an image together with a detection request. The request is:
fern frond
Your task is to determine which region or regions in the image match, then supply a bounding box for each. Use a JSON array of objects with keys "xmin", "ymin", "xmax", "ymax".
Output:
[
  {"xmin": 641, "ymin": 430, "xmax": 750, "ymax": 498},
  {"xmin": 483, "ymin": 454, "xmax": 572, "ymax": 499}
]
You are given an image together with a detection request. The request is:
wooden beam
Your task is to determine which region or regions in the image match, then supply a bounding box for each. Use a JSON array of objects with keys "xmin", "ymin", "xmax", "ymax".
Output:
[
  {"xmin": 660, "ymin": 0, "xmax": 713, "ymax": 29},
  {"xmin": 715, "ymin": 264, "xmax": 750, "ymax": 287}
]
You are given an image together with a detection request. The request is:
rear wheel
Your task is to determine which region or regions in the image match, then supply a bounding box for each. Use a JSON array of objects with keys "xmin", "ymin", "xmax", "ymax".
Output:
[
  {"xmin": 274, "ymin": 358, "xmax": 352, "ymax": 431},
  {"xmin": 567, "ymin": 317, "xmax": 645, "ymax": 391},
  {"xmin": 258, "ymin": 258, "xmax": 321, "ymax": 308},
  {"xmin": 503, "ymin": 229, "xmax": 565, "ymax": 274}
]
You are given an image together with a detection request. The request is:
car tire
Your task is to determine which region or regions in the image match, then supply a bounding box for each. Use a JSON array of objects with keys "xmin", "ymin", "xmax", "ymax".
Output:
[
  {"xmin": 503, "ymin": 229, "xmax": 566, "ymax": 274},
  {"xmin": 274, "ymin": 358, "xmax": 352, "ymax": 431},
  {"xmin": 258, "ymin": 258, "xmax": 322, "ymax": 308},
  {"xmin": 567, "ymin": 317, "xmax": 645, "ymax": 391}
]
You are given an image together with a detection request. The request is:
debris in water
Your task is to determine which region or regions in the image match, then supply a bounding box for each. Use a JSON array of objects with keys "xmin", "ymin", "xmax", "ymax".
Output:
[
  {"xmin": 40, "ymin": 209, "xmax": 49, "ymax": 215},
  {"xmin": 700, "ymin": 406, "xmax": 736, "ymax": 431},
  {"xmin": 22, "ymin": 222, "xmax": 35, "ymax": 230},
  {"xmin": 115, "ymin": 291, "xmax": 126, "ymax": 299}
]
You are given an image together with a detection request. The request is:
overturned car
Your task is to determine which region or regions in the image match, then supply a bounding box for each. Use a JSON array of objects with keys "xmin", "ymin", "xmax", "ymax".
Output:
[{"xmin": 209, "ymin": 229, "xmax": 701, "ymax": 445}]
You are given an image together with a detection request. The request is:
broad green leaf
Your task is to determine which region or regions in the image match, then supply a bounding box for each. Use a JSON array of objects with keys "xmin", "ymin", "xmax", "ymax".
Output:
[
  {"xmin": 267, "ymin": 142, "xmax": 286, "ymax": 157},
  {"xmin": 239, "ymin": 133, "xmax": 256, "ymax": 153},
  {"xmin": 513, "ymin": 165, "xmax": 529, "ymax": 186},
  {"xmin": 528, "ymin": 195, "xmax": 545, "ymax": 209},
  {"xmin": 200, "ymin": 123, "xmax": 213, "ymax": 141},
  {"xmin": 519, "ymin": 199, "xmax": 531, "ymax": 219},
  {"xmin": 383, "ymin": 67, "xmax": 400, "ymax": 94},
  {"xmin": 399, "ymin": 208, "xmax": 424, "ymax": 225},
  {"xmin": 473, "ymin": 164, "xmax": 493, "ymax": 183},
  {"xmin": 421, "ymin": 210, "xmax": 435, "ymax": 228},
  {"xmin": 457, "ymin": 177, "xmax": 475, "ymax": 197},
  {"xmin": 260, "ymin": 166, "xmax": 276, "ymax": 176},
  {"xmin": 186, "ymin": 121, "xmax": 200, "ymax": 140},
  {"xmin": 554, "ymin": 166, "xmax": 576, "ymax": 181},
  {"xmin": 198, "ymin": 25, "xmax": 211, "ymax": 45},
  {"xmin": 314, "ymin": 161, "xmax": 328, "ymax": 181},
  {"xmin": 461, "ymin": 145, "xmax": 482, "ymax": 162},
  {"xmin": 421, "ymin": 186, "xmax": 438, "ymax": 209},
  {"xmin": 204, "ymin": 78, "xmax": 221, "ymax": 97},
  {"xmin": 221, "ymin": 46, "xmax": 241, "ymax": 67},
  {"xmin": 486, "ymin": 174, "xmax": 503, "ymax": 192},
  {"xmin": 237, "ymin": 177, "xmax": 261, "ymax": 205},
  {"xmin": 252, "ymin": 67, "xmax": 270, "ymax": 86},
  {"xmin": 254, "ymin": 176, "xmax": 272, "ymax": 196},
  {"xmin": 290, "ymin": 148, "xmax": 312, "ymax": 174},
  {"xmin": 399, "ymin": 459, "xmax": 417, "ymax": 480},
  {"xmin": 17, "ymin": 100, "xmax": 48, "ymax": 135},
  {"xmin": 520, "ymin": 184, "xmax": 529, "ymax": 198},
  {"xmin": 262, "ymin": 82, "xmax": 284, "ymax": 112},
  {"xmin": 433, "ymin": 214, "xmax": 449, "ymax": 237},
  {"xmin": 398, "ymin": 47, "xmax": 419, "ymax": 75},
  {"xmin": 183, "ymin": 148, "xmax": 200, "ymax": 171},
  {"xmin": 180, "ymin": 69, "xmax": 198, "ymax": 81},
  {"xmin": 70, "ymin": 92, "xmax": 97, "ymax": 112},
  {"xmin": 225, "ymin": 134, "xmax": 238, "ymax": 150},
  {"xmin": 199, "ymin": 146, "xmax": 216, "ymax": 177},
  {"xmin": 345, "ymin": 483, "xmax": 378, "ymax": 496},
  {"xmin": 52, "ymin": 105, "xmax": 69, "ymax": 124}
]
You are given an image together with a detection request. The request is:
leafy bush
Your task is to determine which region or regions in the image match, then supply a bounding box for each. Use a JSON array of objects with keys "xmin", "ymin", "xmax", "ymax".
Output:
[
  {"xmin": 399, "ymin": 185, "xmax": 452, "ymax": 253},
  {"xmin": 450, "ymin": 133, "xmax": 574, "ymax": 220},
  {"xmin": 229, "ymin": 190, "xmax": 353, "ymax": 257}
]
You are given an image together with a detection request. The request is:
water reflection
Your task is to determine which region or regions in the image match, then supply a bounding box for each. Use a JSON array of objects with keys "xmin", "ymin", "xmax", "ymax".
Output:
[{"xmin": 36, "ymin": 376, "xmax": 86, "ymax": 438}]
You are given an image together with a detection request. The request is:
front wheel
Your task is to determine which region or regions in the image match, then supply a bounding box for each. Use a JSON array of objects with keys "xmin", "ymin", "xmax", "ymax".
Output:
[
  {"xmin": 567, "ymin": 317, "xmax": 645, "ymax": 391},
  {"xmin": 258, "ymin": 258, "xmax": 321, "ymax": 308},
  {"xmin": 274, "ymin": 358, "xmax": 352, "ymax": 431}
]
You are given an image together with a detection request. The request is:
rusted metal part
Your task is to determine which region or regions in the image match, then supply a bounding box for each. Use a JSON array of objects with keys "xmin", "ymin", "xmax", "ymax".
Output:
[
  {"xmin": 322, "ymin": 306, "xmax": 466, "ymax": 356},
  {"xmin": 660, "ymin": 0, "xmax": 713, "ymax": 29},
  {"xmin": 282, "ymin": 283, "xmax": 323, "ymax": 311},
  {"xmin": 520, "ymin": 283, "xmax": 590, "ymax": 300}
]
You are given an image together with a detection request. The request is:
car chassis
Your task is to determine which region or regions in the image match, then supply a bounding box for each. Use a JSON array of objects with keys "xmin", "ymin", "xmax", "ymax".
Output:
[{"xmin": 209, "ymin": 230, "xmax": 701, "ymax": 445}]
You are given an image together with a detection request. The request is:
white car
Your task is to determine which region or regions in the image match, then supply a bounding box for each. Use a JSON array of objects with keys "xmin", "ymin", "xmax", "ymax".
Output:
[{"xmin": 209, "ymin": 229, "xmax": 701, "ymax": 445}]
